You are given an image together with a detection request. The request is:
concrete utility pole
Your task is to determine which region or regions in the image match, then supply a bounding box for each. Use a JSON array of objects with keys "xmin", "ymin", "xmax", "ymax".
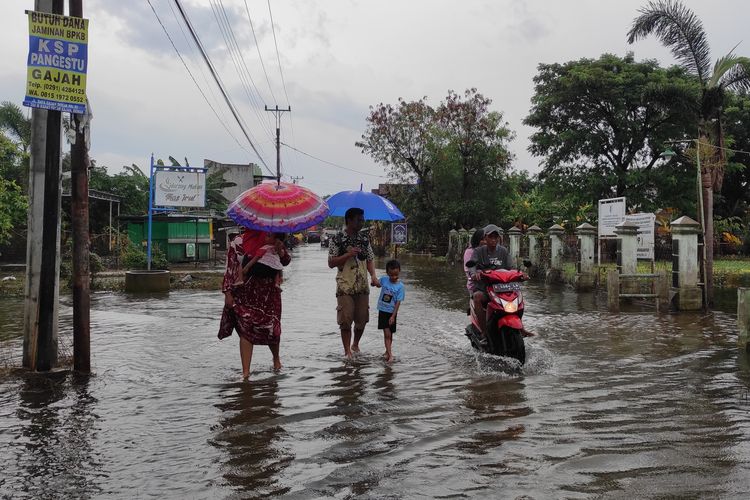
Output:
[
  {"xmin": 264, "ymin": 105, "xmax": 291, "ymax": 184},
  {"xmin": 23, "ymin": 0, "xmax": 65, "ymax": 371},
  {"xmin": 69, "ymin": 0, "xmax": 90, "ymax": 373}
]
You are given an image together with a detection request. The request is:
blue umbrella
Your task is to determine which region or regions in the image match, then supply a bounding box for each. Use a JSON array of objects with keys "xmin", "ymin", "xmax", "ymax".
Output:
[{"xmin": 326, "ymin": 185, "xmax": 405, "ymax": 221}]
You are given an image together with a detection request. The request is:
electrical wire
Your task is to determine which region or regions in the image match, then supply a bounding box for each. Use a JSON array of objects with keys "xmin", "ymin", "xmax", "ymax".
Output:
[
  {"xmin": 280, "ymin": 142, "xmax": 386, "ymax": 178},
  {"xmin": 172, "ymin": 0, "xmax": 273, "ymax": 175},
  {"xmin": 146, "ymin": 0, "xmax": 247, "ymax": 154},
  {"xmin": 244, "ymin": 0, "xmax": 277, "ymax": 106},
  {"xmin": 212, "ymin": 0, "xmax": 275, "ymax": 137}
]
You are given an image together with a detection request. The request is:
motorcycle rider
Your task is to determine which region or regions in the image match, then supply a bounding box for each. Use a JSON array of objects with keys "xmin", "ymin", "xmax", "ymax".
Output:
[{"xmin": 469, "ymin": 224, "xmax": 510, "ymax": 344}]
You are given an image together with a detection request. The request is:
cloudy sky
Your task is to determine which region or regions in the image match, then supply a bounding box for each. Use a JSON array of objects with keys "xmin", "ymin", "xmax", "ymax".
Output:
[{"xmin": 1, "ymin": 0, "xmax": 748, "ymax": 196}]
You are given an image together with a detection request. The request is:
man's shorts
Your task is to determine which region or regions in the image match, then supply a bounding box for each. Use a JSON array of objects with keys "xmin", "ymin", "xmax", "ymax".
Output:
[
  {"xmin": 377, "ymin": 310, "xmax": 397, "ymax": 332},
  {"xmin": 337, "ymin": 294, "xmax": 369, "ymax": 330}
]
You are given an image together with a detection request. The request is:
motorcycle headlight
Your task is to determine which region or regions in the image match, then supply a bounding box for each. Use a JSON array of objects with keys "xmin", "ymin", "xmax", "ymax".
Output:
[{"xmin": 502, "ymin": 298, "xmax": 518, "ymax": 313}]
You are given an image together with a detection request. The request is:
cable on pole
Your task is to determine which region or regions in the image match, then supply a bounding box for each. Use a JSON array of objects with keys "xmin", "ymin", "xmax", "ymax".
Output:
[{"xmin": 172, "ymin": 0, "xmax": 273, "ymax": 175}]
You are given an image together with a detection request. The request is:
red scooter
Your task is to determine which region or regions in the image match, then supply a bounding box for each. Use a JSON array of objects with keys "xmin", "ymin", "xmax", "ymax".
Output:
[{"xmin": 465, "ymin": 264, "xmax": 528, "ymax": 364}]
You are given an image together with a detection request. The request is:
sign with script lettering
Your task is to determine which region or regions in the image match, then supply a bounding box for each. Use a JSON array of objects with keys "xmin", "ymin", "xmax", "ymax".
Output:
[
  {"xmin": 23, "ymin": 11, "xmax": 89, "ymax": 114},
  {"xmin": 154, "ymin": 170, "xmax": 206, "ymax": 208}
]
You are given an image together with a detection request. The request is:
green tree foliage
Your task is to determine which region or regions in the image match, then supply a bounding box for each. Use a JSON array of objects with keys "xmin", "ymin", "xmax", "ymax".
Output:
[
  {"xmin": 204, "ymin": 167, "xmax": 236, "ymax": 212},
  {"xmin": 358, "ymin": 89, "xmax": 515, "ymax": 246},
  {"xmin": 524, "ymin": 53, "xmax": 699, "ymax": 213},
  {"xmin": 0, "ymin": 179, "xmax": 27, "ymax": 246},
  {"xmin": 718, "ymin": 92, "xmax": 750, "ymax": 220},
  {"xmin": 628, "ymin": 0, "xmax": 750, "ymax": 300},
  {"xmin": 0, "ymin": 101, "xmax": 31, "ymax": 154},
  {"xmin": 89, "ymin": 163, "xmax": 150, "ymax": 216}
]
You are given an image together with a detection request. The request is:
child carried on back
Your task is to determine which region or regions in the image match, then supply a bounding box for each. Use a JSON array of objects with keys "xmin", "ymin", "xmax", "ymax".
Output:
[{"xmin": 235, "ymin": 232, "xmax": 287, "ymax": 287}]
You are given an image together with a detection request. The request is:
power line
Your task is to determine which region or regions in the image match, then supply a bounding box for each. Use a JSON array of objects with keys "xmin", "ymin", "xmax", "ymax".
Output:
[
  {"xmin": 167, "ymin": 0, "xmax": 232, "ymax": 134},
  {"xmin": 146, "ymin": 0, "xmax": 247, "ymax": 154},
  {"xmin": 172, "ymin": 0, "xmax": 273, "ymax": 175},
  {"xmin": 212, "ymin": 0, "xmax": 275, "ymax": 137},
  {"xmin": 244, "ymin": 0, "xmax": 277, "ymax": 105},
  {"xmin": 280, "ymin": 142, "xmax": 386, "ymax": 178},
  {"xmin": 265, "ymin": 0, "xmax": 301, "ymax": 173}
]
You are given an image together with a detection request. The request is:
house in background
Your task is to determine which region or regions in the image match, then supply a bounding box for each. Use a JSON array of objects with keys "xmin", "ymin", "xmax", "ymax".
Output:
[{"xmin": 204, "ymin": 159, "xmax": 266, "ymax": 202}]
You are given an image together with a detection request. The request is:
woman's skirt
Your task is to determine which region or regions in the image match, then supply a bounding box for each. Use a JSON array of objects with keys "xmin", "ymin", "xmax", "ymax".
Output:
[{"xmin": 218, "ymin": 276, "xmax": 282, "ymax": 345}]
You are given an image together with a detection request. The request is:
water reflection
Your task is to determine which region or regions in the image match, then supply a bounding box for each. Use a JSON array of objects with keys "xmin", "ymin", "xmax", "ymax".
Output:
[
  {"xmin": 212, "ymin": 378, "xmax": 292, "ymax": 496},
  {"xmin": 13, "ymin": 372, "xmax": 101, "ymax": 498},
  {"xmin": 458, "ymin": 378, "xmax": 529, "ymax": 456},
  {"xmin": 373, "ymin": 364, "xmax": 396, "ymax": 402}
]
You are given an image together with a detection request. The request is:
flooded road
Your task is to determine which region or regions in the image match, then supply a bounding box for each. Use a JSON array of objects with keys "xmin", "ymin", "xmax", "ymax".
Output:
[{"xmin": 1, "ymin": 245, "xmax": 749, "ymax": 498}]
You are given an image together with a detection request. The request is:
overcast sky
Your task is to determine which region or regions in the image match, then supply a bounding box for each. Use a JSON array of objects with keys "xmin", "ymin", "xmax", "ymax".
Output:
[{"xmin": 1, "ymin": 0, "xmax": 748, "ymax": 196}]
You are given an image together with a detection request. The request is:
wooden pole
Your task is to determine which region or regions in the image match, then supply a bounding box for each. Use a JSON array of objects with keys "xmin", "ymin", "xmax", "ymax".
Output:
[
  {"xmin": 23, "ymin": 0, "xmax": 64, "ymax": 371},
  {"xmin": 607, "ymin": 269, "xmax": 619, "ymax": 313},
  {"xmin": 69, "ymin": 0, "xmax": 91, "ymax": 373},
  {"xmin": 739, "ymin": 288, "xmax": 750, "ymax": 353}
]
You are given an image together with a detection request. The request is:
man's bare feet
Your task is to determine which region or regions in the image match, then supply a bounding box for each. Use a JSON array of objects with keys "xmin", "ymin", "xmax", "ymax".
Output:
[
  {"xmin": 384, "ymin": 353, "xmax": 393, "ymax": 363},
  {"xmin": 351, "ymin": 344, "xmax": 360, "ymax": 353},
  {"xmin": 344, "ymin": 349, "xmax": 353, "ymax": 359},
  {"xmin": 242, "ymin": 372, "xmax": 249, "ymax": 380},
  {"xmin": 273, "ymin": 360, "xmax": 282, "ymax": 370}
]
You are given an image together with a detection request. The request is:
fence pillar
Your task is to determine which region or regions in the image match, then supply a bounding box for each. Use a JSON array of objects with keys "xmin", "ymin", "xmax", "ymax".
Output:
[
  {"xmin": 739, "ymin": 288, "xmax": 750, "ymax": 352},
  {"xmin": 671, "ymin": 216, "xmax": 702, "ymax": 311},
  {"xmin": 614, "ymin": 220, "xmax": 639, "ymax": 295},
  {"xmin": 447, "ymin": 229, "xmax": 459, "ymax": 264},
  {"xmin": 458, "ymin": 228, "xmax": 469, "ymax": 256},
  {"xmin": 575, "ymin": 222, "xmax": 597, "ymax": 291},
  {"xmin": 547, "ymin": 224, "xmax": 565, "ymax": 283},
  {"xmin": 548, "ymin": 224, "xmax": 564, "ymax": 270},
  {"xmin": 508, "ymin": 226, "xmax": 522, "ymax": 269},
  {"xmin": 527, "ymin": 225, "xmax": 542, "ymax": 265}
]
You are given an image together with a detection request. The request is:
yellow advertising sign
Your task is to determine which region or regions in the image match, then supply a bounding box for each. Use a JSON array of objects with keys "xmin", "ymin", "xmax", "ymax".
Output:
[{"xmin": 23, "ymin": 11, "xmax": 89, "ymax": 113}]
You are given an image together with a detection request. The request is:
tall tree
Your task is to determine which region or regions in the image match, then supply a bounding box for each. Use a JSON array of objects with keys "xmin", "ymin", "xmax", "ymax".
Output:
[
  {"xmin": 0, "ymin": 179, "xmax": 27, "ymax": 246},
  {"xmin": 628, "ymin": 0, "xmax": 750, "ymax": 303},
  {"xmin": 719, "ymin": 92, "xmax": 750, "ymax": 220},
  {"xmin": 358, "ymin": 90, "xmax": 515, "ymax": 245},
  {"xmin": 525, "ymin": 53, "xmax": 698, "ymax": 205},
  {"xmin": 0, "ymin": 101, "xmax": 31, "ymax": 154}
]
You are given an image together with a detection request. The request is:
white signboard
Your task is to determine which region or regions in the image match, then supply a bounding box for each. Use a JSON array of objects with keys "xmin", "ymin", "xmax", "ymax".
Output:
[
  {"xmin": 154, "ymin": 170, "xmax": 206, "ymax": 207},
  {"xmin": 625, "ymin": 212, "xmax": 656, "ymax": 260},
  {"xmin": 598, "ymin": 197, "xmax": 626, "ymax": 237}
]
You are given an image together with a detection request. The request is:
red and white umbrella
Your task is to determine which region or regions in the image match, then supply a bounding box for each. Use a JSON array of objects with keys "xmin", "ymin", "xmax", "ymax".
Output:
[{"xmin": 226, "ymin": 182, "xmax": 329, "ymax": 232}]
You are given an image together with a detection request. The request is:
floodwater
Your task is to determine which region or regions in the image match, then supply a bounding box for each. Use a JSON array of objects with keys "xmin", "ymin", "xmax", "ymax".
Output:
[{"xmin": 1, "ymin": 245, "xmax": 749, "ymax": 498}]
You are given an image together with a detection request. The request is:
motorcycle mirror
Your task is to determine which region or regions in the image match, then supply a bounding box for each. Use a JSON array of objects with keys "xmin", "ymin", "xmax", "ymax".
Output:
[
  {"xmin": 465, "ymin": 260, "xmax": 477, "ymax": 268},
  {"xmin": 523, "ymin": 260, "xmax": 533, "ymax": 268}
]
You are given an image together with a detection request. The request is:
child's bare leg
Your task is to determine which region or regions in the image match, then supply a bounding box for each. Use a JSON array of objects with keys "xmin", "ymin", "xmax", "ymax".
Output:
[
  {"xmin": 269, "ymin": 343, "xmax": 282, "ymax": 370},
  {"xmin": 239, "ymin": 337, "xmax": 253, "ymax": 379},
  {"xmin": 383, "ymin": 329, "xmax": 393, "ymax": 362}
]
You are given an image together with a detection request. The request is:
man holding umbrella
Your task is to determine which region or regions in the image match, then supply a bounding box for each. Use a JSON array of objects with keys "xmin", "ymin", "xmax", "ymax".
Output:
[{"xmin": 328, "ymin": 207, "xmax": 380, "ymax": 358}]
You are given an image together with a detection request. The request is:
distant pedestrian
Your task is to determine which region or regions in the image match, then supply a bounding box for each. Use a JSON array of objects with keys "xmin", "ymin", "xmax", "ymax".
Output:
[
  {"xmin": 377, "ymin": 259, "xmax": 405, "ymax": 363},
  {"xmin": 327, "ymin": 207, "xmax": 380, "ymax": 358}
]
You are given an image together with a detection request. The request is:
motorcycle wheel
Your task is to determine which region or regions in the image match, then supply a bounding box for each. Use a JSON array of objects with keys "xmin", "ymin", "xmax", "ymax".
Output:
[{"xmin": 489, "ymin": 327, "xmax": 526, "ymax": 365}]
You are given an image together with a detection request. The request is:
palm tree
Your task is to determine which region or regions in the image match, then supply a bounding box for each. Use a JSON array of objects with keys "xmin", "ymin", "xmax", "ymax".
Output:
[
  {"xmin": 0, "ymin": 101, "xmax": 31, "ymax": 154},
  {"xmin": 627, "ymin": 0, "xmax": 750, "ymax": 304}
]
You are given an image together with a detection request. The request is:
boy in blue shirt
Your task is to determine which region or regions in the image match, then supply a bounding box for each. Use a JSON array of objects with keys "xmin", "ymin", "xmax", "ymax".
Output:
[{"xmin": 377, "ymin": 260, "xmax": 405, "ymax": 362}]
